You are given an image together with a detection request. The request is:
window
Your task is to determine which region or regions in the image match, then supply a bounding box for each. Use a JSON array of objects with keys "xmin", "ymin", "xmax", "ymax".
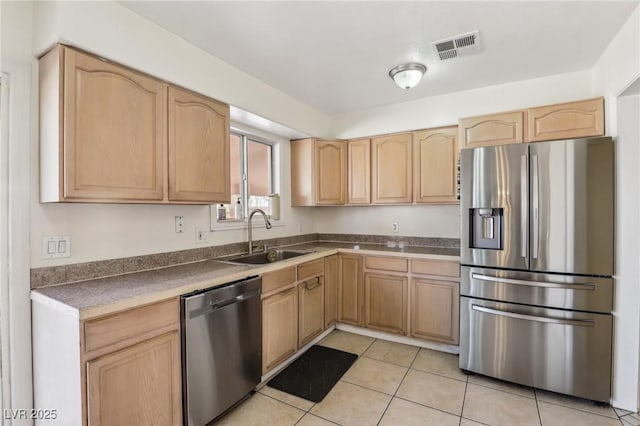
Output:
[{"xmin": 222, "ymin": 131, "xmax": 275, "ymax": 221}]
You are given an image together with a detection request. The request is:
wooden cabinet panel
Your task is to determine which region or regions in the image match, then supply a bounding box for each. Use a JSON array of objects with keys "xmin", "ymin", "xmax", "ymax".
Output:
[
  {"xmin": 168, "ymin": 86, "xmax": 230, "ymax": 203},
  {"xmin": 262, "ymin": 267, "xmax": 297, "ymax": 295},
  {"xmin": 410, "ymin": 278, "xmax": 459, "ymax": 344},
  {"xmin": 315, "ymin": 140, "xmax": 346, "ymax": 205},
  {"xmin": 298, "ymin": 276, "xmax": 325, "ymax": 346},
  {"xmin": 291, "ymin": 139, "xmax": 345, "ymax": 206},
  {"xmin": 262, "ymin": 287, "xmax": 298, "ymax": 374},
  {"xmin": 411, "ymin": 259, "xmax": 460, "ymax": 278},
  {"xmin": 413, "ymin": 126, "xmax": 459, "ymax": 204},
  {"xmin": 86, "ymin": 332, "xmax": 181, "ymax": 426},
  {"xmin": 297, "ymin": 259, "xmax": 324, "ymax": 281},
  {"xmin": 83, "ymin": 299, "xmax": 178, "ymax": 355},
  {"xmin": 371, "ymin": 133, "xmax": 413, "ymax": 203},
  {"xmin": 324, "ymin": 255, "xmax": 338, "ymax": 328},
  {"xmin": 291, "ymin": 139, "xmax": 314, "ymax": 206},
  {"xmin": 364, "ymin": 273, "xmax": 407, "ymax": 335},
  {"xmin": 527, "ymin": 97, "xmax": 604, "ymax": 142},
  {"xmin": 364, "ymin": 256, "xmax": 408, "ymax": 273},
  {"xmin": 337, "ymin": 254, "xmax": 364, "ymax": 326},
  {"xmin": 459, "ymin": 111, "xmax": 525, "ymax": 149},
  {"xmin": 347, "ymin": 138, "xmax": 371, "ymax": 204},
  {"xmin": 43, "ymin": 46, "xmax": 167, "ymax": 202}
]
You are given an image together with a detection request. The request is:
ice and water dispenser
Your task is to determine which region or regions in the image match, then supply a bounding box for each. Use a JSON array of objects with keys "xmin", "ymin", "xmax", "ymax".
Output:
[{"xmin": 469, "ymin": 208, "xmax": 504, "ymax": 250}]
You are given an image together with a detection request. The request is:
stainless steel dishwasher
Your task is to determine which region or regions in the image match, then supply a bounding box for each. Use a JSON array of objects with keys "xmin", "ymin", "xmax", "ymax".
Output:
[{"xmin": 181, "ymin": 276, "xmax": 262, "ymax": 426}]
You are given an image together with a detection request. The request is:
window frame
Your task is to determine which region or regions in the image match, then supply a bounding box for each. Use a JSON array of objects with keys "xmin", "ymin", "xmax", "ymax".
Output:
[{"xmin": 210, "ymin": 127, "xmax": 280, "ymax": 231}]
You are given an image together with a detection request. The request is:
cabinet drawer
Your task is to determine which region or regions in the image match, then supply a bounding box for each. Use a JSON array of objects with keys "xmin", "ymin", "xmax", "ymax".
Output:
[
  {"xmin": 262, "ymin": 267, "xmax": 297, "ymax": 294},
  {"xmin": 84, "ymin": 299, "xmax": 179, "ymax": 354},
  {"xmin": 365, "ymin": 256, "xmax": 408, "ymax": 273},
  {"xmin": 298, "ymin": 259, "xmax": 324, "ymax": 280},
  {"xmin": 411, "ymin": 259, "xmax": 460, "ymax": 278}
]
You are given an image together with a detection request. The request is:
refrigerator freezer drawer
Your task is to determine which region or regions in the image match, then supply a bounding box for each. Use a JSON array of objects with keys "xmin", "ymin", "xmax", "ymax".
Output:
[
  {"xmin": 460, "ymin": 266, "xmax": 613, "ymax": 313},
  {"xmin": 460, "ymin": 297, "xmax": 612, "ymax": 402}
]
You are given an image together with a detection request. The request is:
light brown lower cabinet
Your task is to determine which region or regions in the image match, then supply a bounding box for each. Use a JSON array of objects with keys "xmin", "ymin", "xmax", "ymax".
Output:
[
  {"xmin": 364, "ymin": 273, "xmax": 407, "ymax": 335},
  {"xmin": 324, "ymin": 255, "xmax": 338, "ymax": 327},
  {"xmin": 337, "ymin": 254, "xmax": 364, "ymax": 326},
  {"xmin": 86, "ymin": 332, "xmax": 181, "ymax": 426},
  {"xmin": 410, "ymin": 277, "xmax": 460, "ymax": 344},
  {"xmin": 262, "ymin": 287, "xmax": 298, "ymax": 374},
  {"xmin": 298, "ymin": 276, "xmax": 325, "ymax": 346}
]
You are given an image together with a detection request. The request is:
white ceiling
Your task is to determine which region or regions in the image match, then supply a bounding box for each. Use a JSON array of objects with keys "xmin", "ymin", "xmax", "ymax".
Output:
[{"xmin": 120, "ymin": 1, "xmax": 638, "ymax": 115}]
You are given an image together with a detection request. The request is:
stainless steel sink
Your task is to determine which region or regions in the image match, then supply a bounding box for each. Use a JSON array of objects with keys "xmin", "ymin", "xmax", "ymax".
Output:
[{"xmin": 223, "ymin": 249, "xmax": 311, "ymax": 265}]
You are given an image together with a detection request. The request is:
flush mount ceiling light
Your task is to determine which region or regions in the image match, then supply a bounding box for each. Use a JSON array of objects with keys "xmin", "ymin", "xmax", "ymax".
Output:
[{"xmin": 389, "ymin": 63, "xmax": 427, "ymax": 90}]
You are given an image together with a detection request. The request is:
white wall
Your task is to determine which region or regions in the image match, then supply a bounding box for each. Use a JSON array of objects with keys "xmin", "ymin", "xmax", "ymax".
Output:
[
  {"xmin": 28, "ymin": 1, "xmax": 325, "ymax": 268},
  {"xmin": 592, "ymin": 4, "xmax": 640, "ymax": 412},
  {"xmin": 1, "ymin": 0, "xmax": 35, "ymax": 422},
  {"xmin": 330, "ymin": 70, "xmax": 594, "ymax": 139},
  {"xmin": 314, "ymin": 205, "xmax": 460, "ymax": 238}
]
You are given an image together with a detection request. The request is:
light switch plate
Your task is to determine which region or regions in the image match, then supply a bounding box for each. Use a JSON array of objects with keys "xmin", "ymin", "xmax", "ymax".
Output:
[{"xmin": 42, "ymin": 236, "xmax": 71, "ymax": 259}]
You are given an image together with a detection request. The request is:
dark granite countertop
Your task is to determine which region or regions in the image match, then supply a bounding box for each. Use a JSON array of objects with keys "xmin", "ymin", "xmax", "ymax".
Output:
[{"xmin": 31, "ymin": 242, "xmax": 459, "ymax": 319}]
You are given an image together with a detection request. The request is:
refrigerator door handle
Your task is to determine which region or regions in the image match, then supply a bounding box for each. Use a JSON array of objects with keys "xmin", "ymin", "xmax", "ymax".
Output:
[
  {"xmin": 520, "ymin": 155, "xmax": 528, "ymax": 258},
  {"xmin": 470, "ymin": 273, "xmax": 597, "ymax": 290},
  {"xmin": 471, "ymin": 304, "xmax": 595, "ymax": 327},
  {"xmin": 532, "ymin": 154, "xmax": 539, "ymax": 259}
]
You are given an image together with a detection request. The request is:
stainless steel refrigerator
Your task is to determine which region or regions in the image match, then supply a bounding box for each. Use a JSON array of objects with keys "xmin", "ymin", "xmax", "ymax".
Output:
[{"xmin": 459, "ymin": 136, "xmax": 614, "ymax": 403}]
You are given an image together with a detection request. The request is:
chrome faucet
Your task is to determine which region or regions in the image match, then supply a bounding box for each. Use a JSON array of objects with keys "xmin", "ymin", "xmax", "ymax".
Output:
[{"xmin": 248, "ymin": 208, "xmax": 272, "ymax": 254}]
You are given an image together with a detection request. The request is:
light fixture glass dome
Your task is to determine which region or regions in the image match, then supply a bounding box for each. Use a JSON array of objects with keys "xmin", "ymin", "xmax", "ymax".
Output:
[{"xmin": 389, "ymin": 63, "xmax": 427, "ymax": 90}]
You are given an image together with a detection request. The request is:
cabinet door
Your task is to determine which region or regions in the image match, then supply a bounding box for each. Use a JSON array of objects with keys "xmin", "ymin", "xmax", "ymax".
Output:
[
  {"xmin": 347, "ymin": 138, "xmax": 371, "ymax": 204},
  {"xmin": 262, "ymin": 287, "xmax": 298, "ymax": 374},
  {"xmin": 324, "ymin": 255, "xmax": 338, "ymax": 327},
  {"xmin": 314, "ymin": 140, "xmax": 346, "ymax": 205},
  {"xmin": 371, "ymin": 133, "xmax": 413, "ymax": 203},
  {"xmin": 410, "ymin": 278, "xmax": 459, "ymax": 344},
  {"xmin": 62, "ymin": 47, "xmax": 166, "ymax": 201},
  {"xmin": 459, "ymin": 111, "xmax": 525, "ymax": 149},
  {"xmin": 364, "ymin": 273, "xmax": 407, "ymax": 335},
  {"xmin": 298, "ymin": 276, "xmax": 325, "ymax": 346},
  {"xmin": 337, "ymin": 254, "xmax": 363, "ymax": 325},
  {"xmin": 414, "ymin": 127, "xmax": 459, "ymax": 204},
  {"xmin": 527, "ymin": 97, "xmax": 604, "ymax": 142},
  {"xmin": 86, "ymin": 332, "xmax": 181, "ymax": 426},
  {"xmin": 168, "ymin": 86, "xmax": 230, "ymax": 203}
]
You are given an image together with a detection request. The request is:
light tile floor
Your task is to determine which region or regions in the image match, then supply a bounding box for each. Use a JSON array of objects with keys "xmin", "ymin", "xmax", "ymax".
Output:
[{"xmin": 217, "ymin": 331, "xmax": 636, "ymax": 425}]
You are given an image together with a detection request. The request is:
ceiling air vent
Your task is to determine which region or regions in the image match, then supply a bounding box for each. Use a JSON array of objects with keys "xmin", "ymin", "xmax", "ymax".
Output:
[{"xmin": 432, "ymin": 31, "xmax": 480, "ymax": 61}]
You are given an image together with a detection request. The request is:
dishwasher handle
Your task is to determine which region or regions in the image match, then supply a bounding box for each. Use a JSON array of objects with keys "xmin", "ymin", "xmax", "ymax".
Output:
[
  {"xmin": 188, "ymin": 287, "xmax": 260, "ymax": 319},
  {"xmin": 210, "ymin": 289, "xmax": 260, "ymax": 310}
]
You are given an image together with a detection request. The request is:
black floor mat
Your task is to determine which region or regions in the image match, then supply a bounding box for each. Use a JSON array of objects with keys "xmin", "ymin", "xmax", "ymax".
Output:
[{"xmin": 267, "ymin": 345, "xmax": 358, "ymax": 402}]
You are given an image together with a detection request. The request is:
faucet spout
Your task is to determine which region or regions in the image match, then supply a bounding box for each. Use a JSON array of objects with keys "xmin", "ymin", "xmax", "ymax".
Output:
[{"xmin": 248, "ymin": 208, "xmax": 272, "ymax": 254}]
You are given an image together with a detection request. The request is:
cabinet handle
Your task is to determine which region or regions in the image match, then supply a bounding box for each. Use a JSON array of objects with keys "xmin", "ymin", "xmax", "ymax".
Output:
[{"xmin": 304, "ymin": 276, "xmax": 322, "ymax": 290}]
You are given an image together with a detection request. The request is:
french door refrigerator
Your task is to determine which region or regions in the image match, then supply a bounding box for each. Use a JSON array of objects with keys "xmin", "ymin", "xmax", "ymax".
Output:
[{"xmin": 459, "ymin": 136, "xmax": 614, "ymax": 403}]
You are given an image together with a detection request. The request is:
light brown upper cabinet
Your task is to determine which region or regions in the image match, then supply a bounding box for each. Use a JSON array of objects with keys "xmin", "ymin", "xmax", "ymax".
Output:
[
  {"xmin": 347, "ymin": 138, "xmax": 371, "ymax": 204},
  {"xmin": 291, "ymin": 139, "xmax": 346, "ymax": 206},
  {"xmin": 39, "ymin": 44, "xmax": 230, "ymax": 204},
  {"xmin": 458, "ymin": 110, "xmax": 526, "ymax": 149},
  {"xmin": 527, "ymin": 97, "xmax": 604, "ymax": 142},
  {"xmin": 413, "ymin": 126, "xmax": 459, "ymax": 204},
  {"xmin": 40, "ymin": 45, "xmax": 166, "ymax": 202},
  {"xmin": 168, "ymin": 87, "xmax": 230, "ymax": 202},
  {"xmin": 371, "ymin": 133, "xmax": 413, "ymax": 203}
]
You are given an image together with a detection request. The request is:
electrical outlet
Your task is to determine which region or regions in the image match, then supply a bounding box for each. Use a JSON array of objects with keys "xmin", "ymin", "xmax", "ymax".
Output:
[
  {"xmin": 175, "ymin": 216, "xmax": 184, "ymax": 233},
  {"xmin": 392, "ymin": 222, "xmax": 399, "ymax": 233},
  {"xmin": 195, "ymin": 227, "xmax": 208, "ymax": 243}
]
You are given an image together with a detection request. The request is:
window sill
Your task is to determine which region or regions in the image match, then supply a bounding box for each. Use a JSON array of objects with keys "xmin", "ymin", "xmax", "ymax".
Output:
[{"xmin": 210, "ymin": 218, "xmax": 285, "ymax": 232}]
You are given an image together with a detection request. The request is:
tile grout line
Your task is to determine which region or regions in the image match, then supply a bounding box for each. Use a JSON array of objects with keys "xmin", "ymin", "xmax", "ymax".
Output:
[
  {"xmin": 458, "ymin": 373, "xmax": 469, "ymax": 426},
  {"xmin": 375, "ymin": 346, "xmax": 419, "ymax": 426},
  {"xmin": 257, "ymin": 390, "xmax": 313, "ymax": 416},
  {"xmin": 533, "ymin": 388, "xmax": 543, "ymax": 426},
  {"xmin": 465, "ymin": 377, "xmax": 536, "ymax": 399},
  {"xmin": 535, "ymin": 396, "xmax": 621, "ymax": 420}
]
